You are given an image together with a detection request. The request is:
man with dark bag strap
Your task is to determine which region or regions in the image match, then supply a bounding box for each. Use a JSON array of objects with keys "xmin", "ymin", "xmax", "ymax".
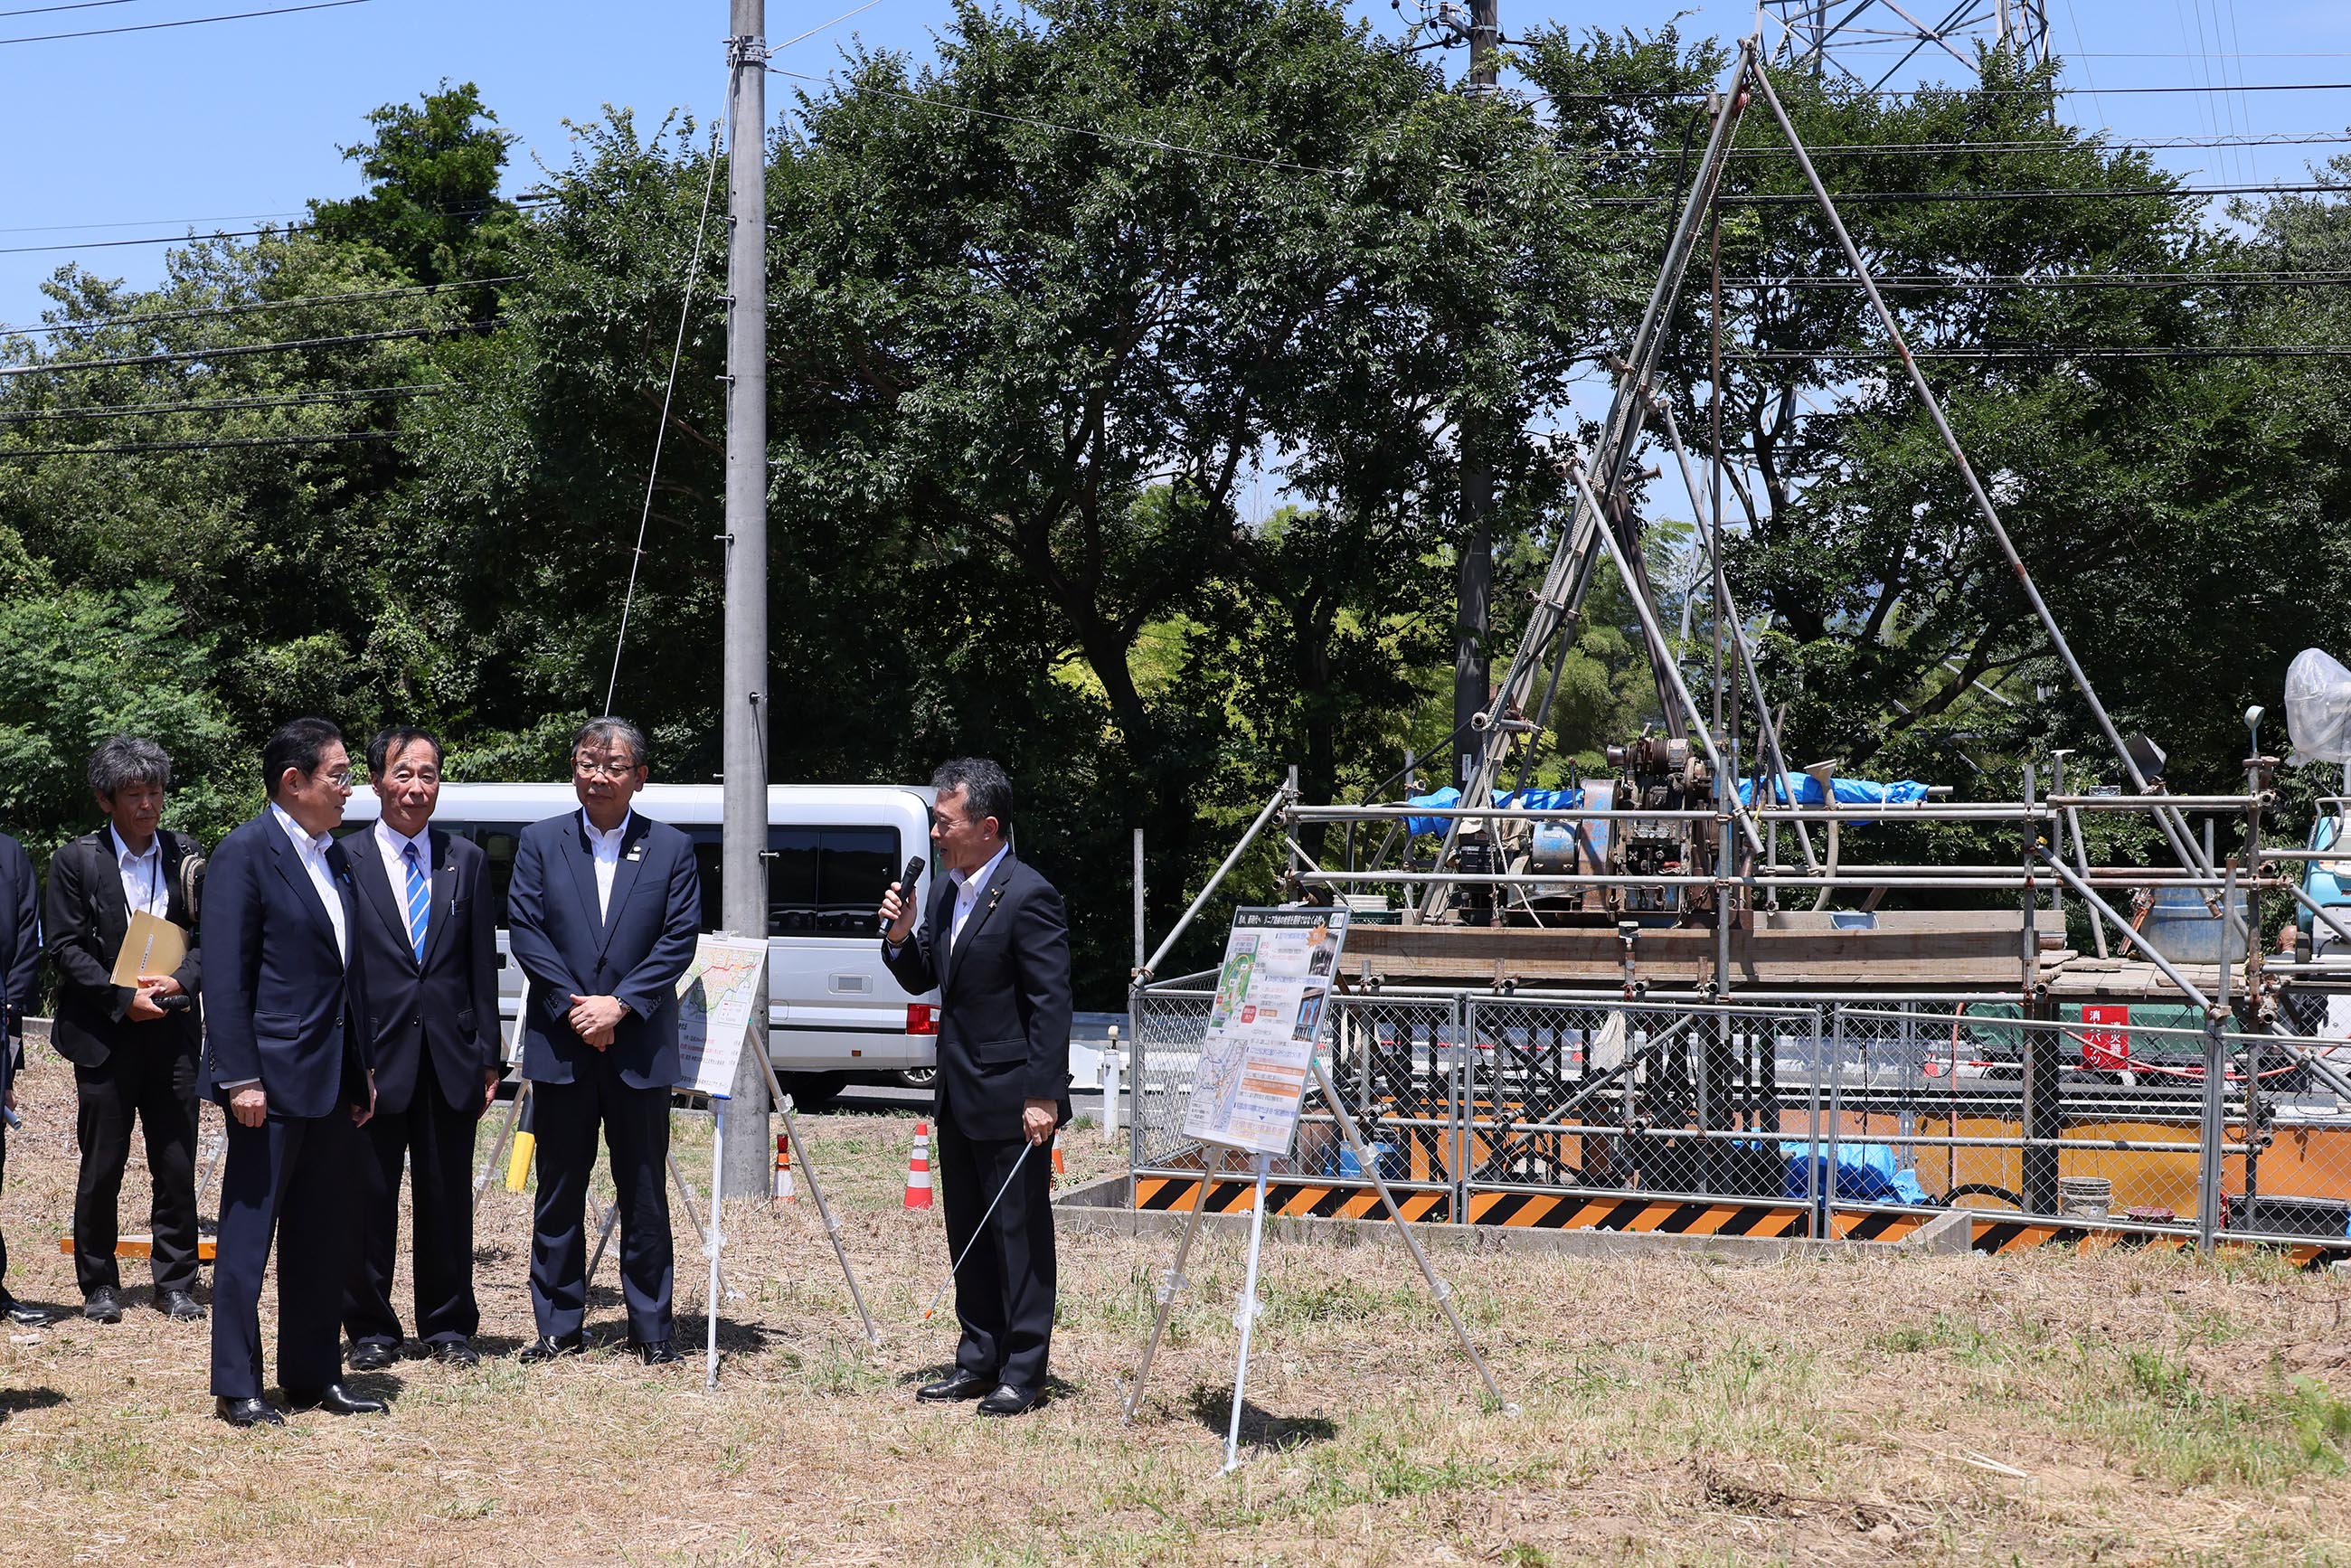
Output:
[
  {"xmin": 44, "ymin": 736, "xmax": 206, "ymax": 1326},
  {"xmin": 880, "ymin": 758, "xmax": 1072, "ymax": 1417},
  {"xmin": 340, "ymin": 727, "xmax": 503, "ymax": 1371}
]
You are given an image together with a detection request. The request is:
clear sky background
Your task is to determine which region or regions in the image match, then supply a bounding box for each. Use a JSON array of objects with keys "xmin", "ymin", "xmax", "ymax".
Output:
[{"xmin": 1, "ymin": 0, "xmax": 2346, "ymax": 331}]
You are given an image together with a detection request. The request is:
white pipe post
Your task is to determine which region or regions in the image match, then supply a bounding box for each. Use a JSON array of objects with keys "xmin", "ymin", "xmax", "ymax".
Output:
[
  {"xmin": 705, "ymin": 1100, "xmax": 727, "ymax": 1386},
  {"xmin": 1222, "ymin": 1154, "xmax": 1275, "ymax": 1473}
]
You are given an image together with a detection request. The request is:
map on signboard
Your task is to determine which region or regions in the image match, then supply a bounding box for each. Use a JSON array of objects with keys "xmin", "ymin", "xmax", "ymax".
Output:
[
  {"xmin": 1181, "ymin": 907, "xmax": 1351, "ymax": 1157},
  {"xmin": 675, "ymin": 935, "xmax": 769, "ymax": 1097}
]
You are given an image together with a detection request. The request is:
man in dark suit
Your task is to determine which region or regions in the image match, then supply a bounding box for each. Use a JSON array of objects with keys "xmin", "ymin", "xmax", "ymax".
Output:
[
  {"xmin": 505, "ymin": 716, "xmax": 699, "ymax": 1366},
  {"xmin": 201, "ymin": 717, "xmax": 381, "ymax": 1427},
  {"xmin": 45, "ymin": 736, "xmax": 206, "ymax": 1326},
  {"xmin": 880, "ymin": 758, "xmax": 1072, "ymax": 1417},
  {"xmin": 341, "ymin": 727, "xmax": 503, "ymax": 1371},
  {"xmin": 0, "ymin": 827, "xmax": 45, "ymax": 1330}
]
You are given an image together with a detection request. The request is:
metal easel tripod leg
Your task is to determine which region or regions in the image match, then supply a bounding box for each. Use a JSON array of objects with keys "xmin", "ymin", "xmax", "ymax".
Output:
[
  {"xmin": 1122, "ymin": 1143, "xmax": 1230, "ymax": 1422},
  {"xmin": 760, "ymin": 1051, "xmax": 881, "ymax": 1345},
  {"xmin": 1310, "ymin": 1052, "xmax": 1514, "ymax": 1412}
]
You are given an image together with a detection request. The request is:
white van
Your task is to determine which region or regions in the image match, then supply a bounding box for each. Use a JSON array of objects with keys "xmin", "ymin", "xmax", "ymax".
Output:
[{"xmin": 339, "ymin": 782, "xmax": 937, "ymax": 1107}]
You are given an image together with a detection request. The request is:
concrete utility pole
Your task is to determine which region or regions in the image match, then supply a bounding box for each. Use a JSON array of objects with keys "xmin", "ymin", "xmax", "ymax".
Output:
[
  {"xmin": 719, "ymin": 0, "xmax": 772, "ymax": 1197},
  {"xmin": 1450, "ymin": 0, "xmax": 1501, "ymax": 788}
]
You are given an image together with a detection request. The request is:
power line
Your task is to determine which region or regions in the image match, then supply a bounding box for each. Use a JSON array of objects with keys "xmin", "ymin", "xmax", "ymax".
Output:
[
  {"xmin": 0, "ymin": 430, "xmax": 394, "ymax": 459},
  {"xmin": 1720, "ymin": 269, "xmax": 2351, "ymax": 288},
  {"xmin": 1731, "ymin": 345, "xmax": 2351, "ymax": 360},
  {"xmin": 0, "ymin": 320, "xmax": 497, "ymax": 378},
  {"xmin": 0, "ymin": 383, "xmax": 447, "ymax": 425},
  {"xmin": 0, "ymin": 0, "xmax": 364, "ymax": 45},
  {"xmin": 767, "ymin": 65, "xmax": 1355, "ymax": 176},
  {"xmin": 0, "ymin": 0, "xmax": 139, "ymax": 17},
  {"xmin": 0, "ymin": 209, "xmax": 307, "ymax": 236},
  {"xmin": 2, "ymin": 276, "xmax": 516, "ymax": 337},
  {"xmin": 1560, "ymin": 130, "xmax": 2351, "ymax": 162},
  {"xmin": 1589, "ymin": 180, "xmax": 2346, "ymax": 209},
  {"xmin": 1541, "ymin": 79, "xmax": 2351, "ymax": 104}
]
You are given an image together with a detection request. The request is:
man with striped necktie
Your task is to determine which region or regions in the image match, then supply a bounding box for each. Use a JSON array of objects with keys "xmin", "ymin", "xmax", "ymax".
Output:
[{"xmin": 340, "ymin": 727, "xmax": 502, "ymax": 1371}]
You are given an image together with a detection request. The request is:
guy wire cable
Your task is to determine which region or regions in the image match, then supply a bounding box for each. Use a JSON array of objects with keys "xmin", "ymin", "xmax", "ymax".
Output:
[{"xmin": 605, "ymin": 117, "xmax": 725, "ymax": 714}]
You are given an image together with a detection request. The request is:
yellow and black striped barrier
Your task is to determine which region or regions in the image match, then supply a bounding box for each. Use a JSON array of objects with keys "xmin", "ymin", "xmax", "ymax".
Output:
[{"xmin": 1133, "ymin": 1175, "xmax": 1449, "ymax": 1223}]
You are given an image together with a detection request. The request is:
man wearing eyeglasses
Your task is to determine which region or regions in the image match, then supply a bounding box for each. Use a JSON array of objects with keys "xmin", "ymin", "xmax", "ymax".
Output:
[
  {"xmin": 201, "ymin": 718, "xmax": 379, "ymax": 1427},
  {"xmin": 45, "ymin": 736, "xmax": 206, "ymax": 1327},
  {"xmin": 879, "ymin": 758, "xmax": 1072, "ymax": 1418},
  {"xmin": 505, "ymin": 717, "xmax": 700, "ymax": 1367},
  {"xmin": 339, "ymin": 727, "xmax": 504, "ymax": 1374}
]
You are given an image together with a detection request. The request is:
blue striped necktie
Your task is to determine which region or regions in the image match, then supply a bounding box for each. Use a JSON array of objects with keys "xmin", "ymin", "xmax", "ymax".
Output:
[{"xmin": 402, "ymin": 842, "xmax": 430, "ymax": 964}]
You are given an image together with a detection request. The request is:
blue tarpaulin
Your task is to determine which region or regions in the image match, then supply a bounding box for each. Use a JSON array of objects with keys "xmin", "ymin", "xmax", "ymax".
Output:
[
  {"xmin": 1778, "ymin": 1140, "xmax": 1933, "ymax": 1206},
  {"xmin": 1737, "ymin": 772, "xmax": 1932, "ymax": 809},
  {"xmin": 1405, "ymin": 786, "xmax": 1585, "ymax": 837}
]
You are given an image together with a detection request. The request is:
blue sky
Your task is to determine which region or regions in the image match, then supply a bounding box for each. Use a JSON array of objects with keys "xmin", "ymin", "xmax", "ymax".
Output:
[{"xmin": 1, "ymin": 0, "xmax": 2346, "ymax": 330}]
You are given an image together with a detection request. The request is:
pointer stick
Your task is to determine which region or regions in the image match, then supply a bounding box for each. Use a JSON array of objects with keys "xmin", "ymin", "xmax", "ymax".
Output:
[{"xmin": 921, "ymin": 1140, "xmax": 1036, "ymax": 1321}]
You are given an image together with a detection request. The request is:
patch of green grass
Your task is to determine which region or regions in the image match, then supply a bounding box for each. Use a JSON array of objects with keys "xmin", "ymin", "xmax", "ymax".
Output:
[
  {"xmin": 2091, "ymin": 1353, "xmax": 2351, "ymax": 1485},
  {"xmin": 1260, "ymin": 1274, "xmax": 1421, "ymax": 1326}
]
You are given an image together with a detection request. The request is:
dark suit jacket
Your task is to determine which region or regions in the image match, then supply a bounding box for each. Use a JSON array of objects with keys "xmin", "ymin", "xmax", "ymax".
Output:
[
  {"xmin": 346, "ymin": 825, "xmax": 501, "ymax": 1115},
  {"xmin": 45, "ymin": 827, "xmax": 203, "ymax": 1069},
  {"xmin": 505, "ymin": 810, "xmax": 700, "ymax": 1091},
  {"xmin": 0, "ymin": 833, "xmax": 34, "ymax": 1100},
  {"xmin": 198, "ymin": 810, "xmax": 372, "ymax": 1120},
  {"xmin": 880, "ymin": 850, "xmax": 1072, "ymax": 1139}
]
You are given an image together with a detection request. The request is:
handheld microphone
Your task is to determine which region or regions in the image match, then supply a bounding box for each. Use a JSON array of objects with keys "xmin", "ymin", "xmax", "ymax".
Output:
[{"xmin": 883, "ymin": 855, "xmax": 927, "ymax": 930}]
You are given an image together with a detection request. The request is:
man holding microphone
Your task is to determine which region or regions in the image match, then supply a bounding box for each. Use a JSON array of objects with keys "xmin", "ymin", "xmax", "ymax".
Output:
[{"xmin": 880, "ymin": 759, "xmax": 1072, "ymax": 1418}]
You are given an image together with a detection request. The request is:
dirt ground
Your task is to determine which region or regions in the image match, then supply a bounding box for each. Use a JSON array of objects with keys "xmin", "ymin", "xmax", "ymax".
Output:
[{"xmin": 1, "ymin": 1046, "xmax": 2348, "ymax": 1566}]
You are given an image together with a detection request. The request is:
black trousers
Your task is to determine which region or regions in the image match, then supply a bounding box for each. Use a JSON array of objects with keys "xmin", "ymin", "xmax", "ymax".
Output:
[
  {"xmin": 936, "ymin": 1116, "xmax": 1056, "ymax": 1391},
  {"xmin": 71, "ymin": 1043, "xmax": 202, "ymax": 1297},
  {"xmin": 345, "ymin": 1050, "xmax": 483, "ymax": 1346},
  {"xmin": 0, "ymin": 1121, "xmax": 13, "ymax": 1294},
  {"xmin": 210, "ymin": 1111, "xmax": 359, "ymax": 1400},
  {"xmin": 528, "ymin": 1062, "xmax": 672, "ymax": 1345}
]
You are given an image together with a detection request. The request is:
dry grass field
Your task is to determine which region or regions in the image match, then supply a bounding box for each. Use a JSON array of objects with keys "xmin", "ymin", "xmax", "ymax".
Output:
[{"xmin": 2, "ymin": 1044, "xmax": 2350, "ymax": 1565}]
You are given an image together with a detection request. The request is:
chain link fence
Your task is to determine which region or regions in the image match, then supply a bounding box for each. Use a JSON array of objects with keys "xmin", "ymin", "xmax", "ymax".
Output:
[{"xmin": 1127, "ymin": 983, "xmax": 2351, "ymax": 1251}]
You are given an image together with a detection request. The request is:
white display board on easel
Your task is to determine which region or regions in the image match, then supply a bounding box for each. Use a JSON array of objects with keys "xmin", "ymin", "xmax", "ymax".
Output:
[
  {"xmin": 1182, "ymin": 908, "xmax": 1350, "ymax": 1157},
  {"xmin": 675, "ymin": 935, "xmax": 768, "ymax": 1098},
  {"xmin": 1126, "ymin": 907, "xmax": 1513, "ymax": 1470}
]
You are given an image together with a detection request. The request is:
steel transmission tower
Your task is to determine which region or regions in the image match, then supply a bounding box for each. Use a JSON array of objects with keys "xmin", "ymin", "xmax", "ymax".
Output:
[{"xmin": 1765, "ymin": 0, "xmax": 2050, "ymax": 90}]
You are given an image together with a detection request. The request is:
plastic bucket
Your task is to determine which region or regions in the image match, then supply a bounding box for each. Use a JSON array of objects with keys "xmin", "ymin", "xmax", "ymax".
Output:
[{"xmin": 2139, "ymin": 885, "xmax": 2249, "ymax": 965}]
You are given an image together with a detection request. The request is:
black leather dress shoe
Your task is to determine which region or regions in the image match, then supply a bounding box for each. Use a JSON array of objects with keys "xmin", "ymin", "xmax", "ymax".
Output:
[
  {"xmin": 632, "ymin": 1339, "xmax": 682, "ymax": 1365},
  {"xmin": 0, "ymin": 1294, "xmax": 52, "ymax": 1327},
  {"xmin": 284, "ymin": 1383, "xmax": 387, "ymax": 1415},
  {"xmin": 916, "ymin": 1369, "xmax": 994, "ymax": 1403},
  {"xmin": 215, "ymin": 1396, "xmax": 285, "ymax": 1428},
  {"xmin": 518, "ymin": 1333, "xmax": 585, "ymax": 1365},
  {"xmin": 976, "ymin": 1384, "xmax": 1044, "ymax": 1417},
  {"xmin": 435, "ymin": 1338, "xmax": 481, "ymax": 1367},
  {"xmin": 81, "ymin": 1287, "xmax": 123, "ymax": 1324},
  {"xmin": 158, "ymin": 1289, "xmax": 205, "ymax": 1322},
  {"xmin": 346, "ymin": 1339, "xmax": 399, "ymax": 1371}
]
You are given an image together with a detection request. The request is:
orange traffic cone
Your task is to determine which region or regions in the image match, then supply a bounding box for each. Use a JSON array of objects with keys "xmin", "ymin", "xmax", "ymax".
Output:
[
  {"xmin": 904, "ymin": 1119, "xmax": 934, "ymax": 1209},
  {"xmin": 1051, "ymin": 1129, "xmax": 1066, "ymax": 1181},
  {"xmin": 771, "ymin": 1132, "xmax": 796, "ymax": 1202}
]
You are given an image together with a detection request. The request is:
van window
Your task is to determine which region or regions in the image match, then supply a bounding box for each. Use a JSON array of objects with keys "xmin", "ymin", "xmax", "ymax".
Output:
[
  {"xmin": 442, "ymin": 818, "xmax": 898, "ymax": 938},
  {"xmin": 435, "ymin": 824, "xmax": 522, "ymax": 929},
  {"xmin": 773, "ymin": 826, "xmax": 899, "ymax": 934},
  {"xmin": 684, "ymin": 825, "xmax": 901, "ymax": 936}
]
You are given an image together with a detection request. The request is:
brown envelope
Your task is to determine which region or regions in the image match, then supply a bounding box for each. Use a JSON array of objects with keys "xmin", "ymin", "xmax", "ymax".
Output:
[{"xmin": 109, "ymin": 910, "xmax": 187, "ymax": 989}]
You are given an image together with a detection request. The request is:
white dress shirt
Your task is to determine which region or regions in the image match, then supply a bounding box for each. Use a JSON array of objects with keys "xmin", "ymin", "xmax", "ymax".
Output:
[
  {"xmin": 947, "ymin": 842, "xmax": 1010, "ymax": 949},
  {"xmin": 270, "ymin": 803, "xmax": 347, "ymax": 964},
  {"xmin": 583, "ymin": 808, "xmax": 632, "ymax": 921},
  {"xmin": 110, "ymin": 825, "xmax": 168, "ymax": 919},
  {"xmin": 373, "ymin": 817, "xmax": 431, "ymax": 896},
  {"xmin": 222, "ymin": 807, "xmax": 349, "ymax": 1095}
]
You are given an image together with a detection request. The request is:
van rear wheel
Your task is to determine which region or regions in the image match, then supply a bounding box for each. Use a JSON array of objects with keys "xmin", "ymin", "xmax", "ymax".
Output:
[{"xmin": 780, "ymin": 1072, "xmax": 850, "ymax": 1112}]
